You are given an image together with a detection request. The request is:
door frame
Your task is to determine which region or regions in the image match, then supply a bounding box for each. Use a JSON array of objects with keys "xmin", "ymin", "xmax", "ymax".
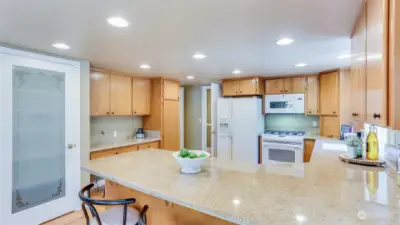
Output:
[
  {"xmin": 0, "ymin": 46, "xmax": 81, "ymax": 224},
  {"xmin": 179, "ymin": 87, "xmax": 184, "ymax": 149},
  {"xmin": 201, "ymin": 86, "xmax": 211, "ymax": 151}
]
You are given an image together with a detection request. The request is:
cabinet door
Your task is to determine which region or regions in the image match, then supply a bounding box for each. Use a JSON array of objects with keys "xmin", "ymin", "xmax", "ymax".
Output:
[
  {"xmin": 283, "ymin": 78, "xmax": 293, "ymax": 93},
  {"xmin": 110, "ymin": 75, "xmax": 132, "ymax": 115},
  {"xmin": 291, "ymin": 77, "xmax": 307, "ymax": 93},
  {"xmin": 163, "ymin": 80, "xmax": 180, "ymax": 100},
  {"xmin": 222, "ymin": 80, "xmax": 238, "ymax": 96},
  {"xmin": 238, "ymin": 78, "xmax": 257, "ymax": 95},
  {"xmin": 351, "ymin": 6, "xmax": 367, "ymax": 130},
  {"xmin": 306, "ymin": 76, "xmax": 319, "ymax": 115},
  {"xmin": 366, "ymin": 0, "xmax": 388, "ymax": 126},
  {"xmin": 320, "ymin": 116, "xmax": 340, "ymax": 138},
  {"xmin": 265, "ymin": 79, "xmax": 285, "ymax": 94},
  {"xmin": 303, "ymin": 139, "xmax": 315, "ymax": 162},
  {"xmin": 162, "ymin": 100, "xmax": 180, "ymax": 151},
  {"xmin": 90, "ymin": 72, "xmax": 110, "ymax": 116},
  {"xmin": 132, "ymin": 78, "xmax": 151, "ymax": 115},
  {"xmin": 319, "ymin": 71, "xmax": 339, "ymax": 115}
]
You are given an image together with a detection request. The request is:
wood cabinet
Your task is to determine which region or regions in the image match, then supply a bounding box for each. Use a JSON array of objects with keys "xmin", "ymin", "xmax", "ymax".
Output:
[
  {"xmin": 163, "ymin": 80, "xmax": 180, "ymax": 100},
  {"xmin": 290, "ymin": 77, "xmax": 307, "ymax": 93},
  {"xmin": 90, "ymin": 72, "xmax": 110, "ymax": 116},
  {"xmin": 90, "ymin": 145, "xmax": 139, "ymax": 160},
  {"xmin": 138, "ymin": 141, "xmax": 160, "ymax": 150},
  {"xmin": 320, "ymin": 116, "xmax": 340, "ymax": 138},
  {"xmin": 144, "ymin": 78, "xmax": 180, "ymax": 150},
  {"xmin": 365, "ymin": 0, "xmax": 389, "ymax": 126},
  {"xmin": 110, "ymin": 75, "xmax": 132, "ymax": 115},
  {"xmin": 304, "ymin": 139, "xmax": 316, "ymax": 162},
  {"xmin": 163, "ymin": 100, "xmax": 180, "ymax": 151},
  {"xmin": 222, "ymin": 80, "xmax": 238, "ymax": 96},
  {"xmin": 265, "ymin": 77, "xmax": 306, "ymax": 94},
  {"xmin": 132, "ymin": 78, "xmax": 151, "ymax": 115},
  {"xmin": 222, "ymin": 77, "xmax": 264, "ymax": 96},
  {"xmin": 265, "ymin": 79, "xmax": 286, "ymax": 94},
  {"xmin": 319, "ymin": 71, "xmax": 339, "ymax": 116},
  {"xmin": 306, "ymin": 76, "xmax": 319, "ymax": 115},
  {"xmin": 90, "ymin": 141, "xmax": 160, "ymax": 160}
]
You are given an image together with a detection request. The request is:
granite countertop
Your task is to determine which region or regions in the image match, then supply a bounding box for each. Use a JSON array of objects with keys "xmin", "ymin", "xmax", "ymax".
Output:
[
  {"xmin": 90, "ymin": 137, "xmax": 161, "ymax": 152},
  {"xmin": 82, "ymin": 148, "xmax": 400, "ymax": 225}
]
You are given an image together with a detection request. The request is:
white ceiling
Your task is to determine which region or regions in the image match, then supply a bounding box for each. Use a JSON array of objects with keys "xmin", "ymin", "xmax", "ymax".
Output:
[{"xmin": 0, "ymin": 0, "xmax": 363, "ymax": 84}]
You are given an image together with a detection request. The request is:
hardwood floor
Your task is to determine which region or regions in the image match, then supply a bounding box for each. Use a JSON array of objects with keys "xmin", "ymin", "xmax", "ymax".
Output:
[{"xmin": 41, "ymin": 189, "xmax": 106, "ymax": 225}]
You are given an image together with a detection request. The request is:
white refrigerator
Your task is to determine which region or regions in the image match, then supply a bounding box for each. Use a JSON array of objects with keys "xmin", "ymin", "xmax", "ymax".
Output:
[{"xmin": 217, "ymin": 97, "xmax": 264, "ymax": 164}]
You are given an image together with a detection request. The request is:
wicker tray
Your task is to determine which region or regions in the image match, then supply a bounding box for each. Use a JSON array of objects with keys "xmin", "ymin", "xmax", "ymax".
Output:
[{"xmin": 339, "ymin": 154, "xmax": 386, "ymax": 167}]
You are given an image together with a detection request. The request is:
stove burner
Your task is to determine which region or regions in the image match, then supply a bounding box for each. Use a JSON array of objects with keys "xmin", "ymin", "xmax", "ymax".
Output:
[{"xmin": 265, "ymin": 130, "xmax": 305, "ymax": 137}]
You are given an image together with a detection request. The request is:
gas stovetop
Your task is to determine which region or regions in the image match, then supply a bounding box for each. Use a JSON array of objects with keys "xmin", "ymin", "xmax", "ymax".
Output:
[{"xmin": 264, "ymin": 130, "xmax": 306, "ymax": 137}]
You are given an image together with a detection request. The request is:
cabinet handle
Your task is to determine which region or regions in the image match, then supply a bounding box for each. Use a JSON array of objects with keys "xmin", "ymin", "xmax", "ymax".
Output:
[
  {"xmin": 308, "ymin": 111, "xmax": 312, "ymax": 114},
  {"xmin": 106, "ymin": 112, "xmax": 110, "ymax": 115},
  {"xmin": 112, "ymin": 112, "xmax": 115, "ymax": 115},
  {"xmin": 352, "ymin": 113, "xmax": 359, "ymax": 116},
  {"xmin": 373, "ymin": 113, "xmax": 381, "ymax": 119},
  {"xmin": 280, "ymin": 90, "xmax": 283, "ymax": 92},
  {"xmin": 333, "ymin": 111, "xmax": 336, "ymax": 114}
]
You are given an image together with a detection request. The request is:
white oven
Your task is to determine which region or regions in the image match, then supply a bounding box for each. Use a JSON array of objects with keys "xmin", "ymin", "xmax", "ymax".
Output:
[
  {"xmin": 264, "ymin": 93, "xmax": 305, "ymax": 114},
  {"xmin": 262, "ymin": 139, "xmax": 304, "ymax": 164}
]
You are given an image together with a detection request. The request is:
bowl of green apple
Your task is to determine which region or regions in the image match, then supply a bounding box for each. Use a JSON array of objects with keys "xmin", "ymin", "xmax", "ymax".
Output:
[{"xmin": 172, "ymin": 149, "xmax": 211, "ymax": 174}]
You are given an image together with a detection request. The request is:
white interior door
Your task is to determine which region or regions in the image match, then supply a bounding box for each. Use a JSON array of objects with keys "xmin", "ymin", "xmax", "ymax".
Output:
[
  {"xmin": 210, "ymin": 83, "xmax": 220, "ymax": 155},
  {"xmin": 0, "ymin": 49, "xmax": 81, "ymax": 225}
]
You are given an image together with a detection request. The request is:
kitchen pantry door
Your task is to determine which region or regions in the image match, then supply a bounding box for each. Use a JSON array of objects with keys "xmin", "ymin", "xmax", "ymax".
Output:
[{"xmin": 0, "ymin": 48, "xmax": 81, "ymax": 225}]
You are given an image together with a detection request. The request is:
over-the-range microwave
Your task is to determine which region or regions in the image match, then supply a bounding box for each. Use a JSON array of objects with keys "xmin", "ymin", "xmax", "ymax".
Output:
[{"xmin": 264, "ymin": 93, "xmax": 305, "ymax": 114}]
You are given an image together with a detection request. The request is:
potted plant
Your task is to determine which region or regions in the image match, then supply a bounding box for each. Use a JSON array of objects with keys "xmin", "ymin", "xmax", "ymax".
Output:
[{"xmin": 345, "ymin": 136, "xmax": 361, "ymax": 159}]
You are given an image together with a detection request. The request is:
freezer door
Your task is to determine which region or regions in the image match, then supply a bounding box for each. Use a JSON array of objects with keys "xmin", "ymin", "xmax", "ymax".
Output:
[
  {"xmin": 231, "ymin": 98, "xmax": 261, "ymax": 164},
  {"xmin": 217, "ymin": 135, "xmax": 232, "ymax": 161}
]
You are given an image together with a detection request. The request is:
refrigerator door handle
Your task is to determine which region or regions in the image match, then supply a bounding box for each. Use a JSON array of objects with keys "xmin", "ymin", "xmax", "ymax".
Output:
[{"xmin": 230, "ymin": 136, "xmax": 233, "ymax": 160}]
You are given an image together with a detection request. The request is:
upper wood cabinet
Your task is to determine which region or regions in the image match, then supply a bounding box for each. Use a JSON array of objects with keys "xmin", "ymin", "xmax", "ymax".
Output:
[
  {"xmin": 221, "ymin": 77, "xmax": 264, "ymax": 96},
  {"xmin": 306, "ymin": 76, "xmax": 319, "ymax": 115},
  {"xmin": 265, "ymin": 77, "xmax": 306, "ymax": 94},
  {"xmin": 163, "ymin": 80, "xmax": 180, "ymax": 100},
  {"xmin": 90, "ymin": 69, "xmax": 152, "ymax": 117},
  {"xmin": 365, "ymin": 0, "xmax": 388, "ymax": 126},
  {"xmin": 110, "ymin": 75, "xmax": 132, "ymax": 116},
  {"xmin": 90, "ymin": 71, "xmax": 110, "ymax": 116},
  {"xmin": 319, "ymin": 71, "xmax": 339, "ymax": 116},
  {"xmin": 290, "ymin": 77, "xmax": 307, "ymax": 93},
  {"xmin": 350, "ymin": 5, "xmax": 367, "ymax": 130},
  {"xmin": 265, "ymin": 79, "xmax": 286, "ymax": 94},
  {"xmin": 132, "ymin": 78, "xmax": 151, "ymax": 115},
  {"xmin": 222, "ymin": 80, "xmax": 239, "ymax": 96}
]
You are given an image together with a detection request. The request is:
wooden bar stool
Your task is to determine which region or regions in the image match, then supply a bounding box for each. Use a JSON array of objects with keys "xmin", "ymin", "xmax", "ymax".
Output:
[{"xmin": 79, "ymin": 183, "xmax": 148, "ymax": 225}]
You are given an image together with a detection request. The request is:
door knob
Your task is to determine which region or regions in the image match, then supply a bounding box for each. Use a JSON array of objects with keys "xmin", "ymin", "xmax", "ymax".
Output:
[
  {"xmin": 373, "ymin": 113, "xmax": 381, "ymax": 119},
  {"xmin": 67, "ymin": 144, "xmax": 76, "ymax": 150}
]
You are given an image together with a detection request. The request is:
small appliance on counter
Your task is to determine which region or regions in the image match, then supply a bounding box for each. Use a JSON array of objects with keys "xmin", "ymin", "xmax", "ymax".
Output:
[{"xmin": 136, "ymin": 128, "xmax": 145, "ymax": 139}]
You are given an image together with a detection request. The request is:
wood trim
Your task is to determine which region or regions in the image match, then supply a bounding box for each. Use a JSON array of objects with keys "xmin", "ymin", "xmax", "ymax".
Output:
[
  {"xmin": 221, "ymin": 76, "xmax": 262, "ymax": 81},
  {"xmin": 351, "ymin": 0, "xmax": 368, "ymax": 37},
  {"xmin": 319, "ymin": 68, "xmax": 340, "ymax": 75},
  {"xmin": 303, "ymin": 139, "xmax": 316, "ymax": 162}
]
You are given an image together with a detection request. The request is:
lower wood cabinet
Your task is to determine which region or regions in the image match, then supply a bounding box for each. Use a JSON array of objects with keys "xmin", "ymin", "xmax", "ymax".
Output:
[
  {"xmin": 320, "ymin": 116, "xmax": 340, "ymax": 139},
  {"xmin": 138, "ymin": 141, "xmax": 160, "ymax": 150},
  {"xmin": 304, "ymin": 139, "xmax": 316, "ymax": 162},
  {"xmin": 90, "ymin": 141, "xmax": 160, "ymax": 160}
]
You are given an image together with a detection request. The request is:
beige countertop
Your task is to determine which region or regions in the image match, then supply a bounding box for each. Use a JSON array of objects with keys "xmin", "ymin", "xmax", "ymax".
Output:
[
  {"xmin": 82, "ymin": 148, "xmax": 400, "ymax": 225},
  {"xmin": 90, "ymin": 137, "xmax": 161, "ymax": 152}
]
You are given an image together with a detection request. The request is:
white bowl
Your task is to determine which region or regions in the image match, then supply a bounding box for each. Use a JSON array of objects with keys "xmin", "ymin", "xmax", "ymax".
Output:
[{"xmin": 172, "ymin": 150, "xmax": 211, "ymax": 174}]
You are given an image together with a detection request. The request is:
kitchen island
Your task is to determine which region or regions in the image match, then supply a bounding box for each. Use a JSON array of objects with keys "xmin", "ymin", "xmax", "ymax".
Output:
[{"xmin": 82, "ymin": 149, "xmax": 400, "ymax": 225}]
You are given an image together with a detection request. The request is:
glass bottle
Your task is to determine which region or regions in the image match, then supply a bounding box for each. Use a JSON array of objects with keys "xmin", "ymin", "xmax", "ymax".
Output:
[{"xmin": 366, "ymin": 126, "xmax": 379, "ymax": 160}]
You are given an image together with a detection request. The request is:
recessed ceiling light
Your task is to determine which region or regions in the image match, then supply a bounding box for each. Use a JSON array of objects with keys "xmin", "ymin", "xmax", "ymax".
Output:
[
  {"xmin": 336, "ymin": 54, "xmax": 353, "ymax": 59},
  {"xmin": 52, "ymin": 42, "xmax": 70, "ymax": 50},
  {"xmin": 186, "ymin": 75, "xmax": 195, "ymax": 80},
  {"xmin": 232, "ymin": 69, "xmax": 241, "ymax": 75},
  {"xmin": 140, "ymin": 64, "xmax": 151, "ymax": 69},
  {"xmin": 107, "ymin": 17, "xmax": 129, "ymax": 28},
  {"xmin": 193, "ymin": 53, "xmax": 207, "ymax": 59},
  {"xmin": 276, "ymin": 38, "xmax": 294, "ymax": 46},
  {"xmin": 295, "ymin": 63, "xmax": 307, "ymax": 67}
]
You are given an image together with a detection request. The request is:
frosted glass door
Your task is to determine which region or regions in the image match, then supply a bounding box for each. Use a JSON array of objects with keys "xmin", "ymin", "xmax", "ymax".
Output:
[
  {"xmin": 12, "ymin": 66, "xmax": 66, "ymax": 213},
  {"xmin": 0, "ymin": 48, "xmax": 81, "ymax": 225}
]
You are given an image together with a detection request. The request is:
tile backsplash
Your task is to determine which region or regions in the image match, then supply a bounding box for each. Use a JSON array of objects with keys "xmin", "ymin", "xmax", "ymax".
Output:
[
  {"xmin": 265, "ymin": 114, "xmax": 320, "ymax": 133},
  {"xmin": 90, "ymin": 116, "xmax": 143, "ymax": 145}
]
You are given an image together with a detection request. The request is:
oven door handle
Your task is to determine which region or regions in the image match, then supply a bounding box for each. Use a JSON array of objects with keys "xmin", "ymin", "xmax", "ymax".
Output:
[{"xmin": 263, "ymin": 143, "xmax": 303, "ymax": 150}]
